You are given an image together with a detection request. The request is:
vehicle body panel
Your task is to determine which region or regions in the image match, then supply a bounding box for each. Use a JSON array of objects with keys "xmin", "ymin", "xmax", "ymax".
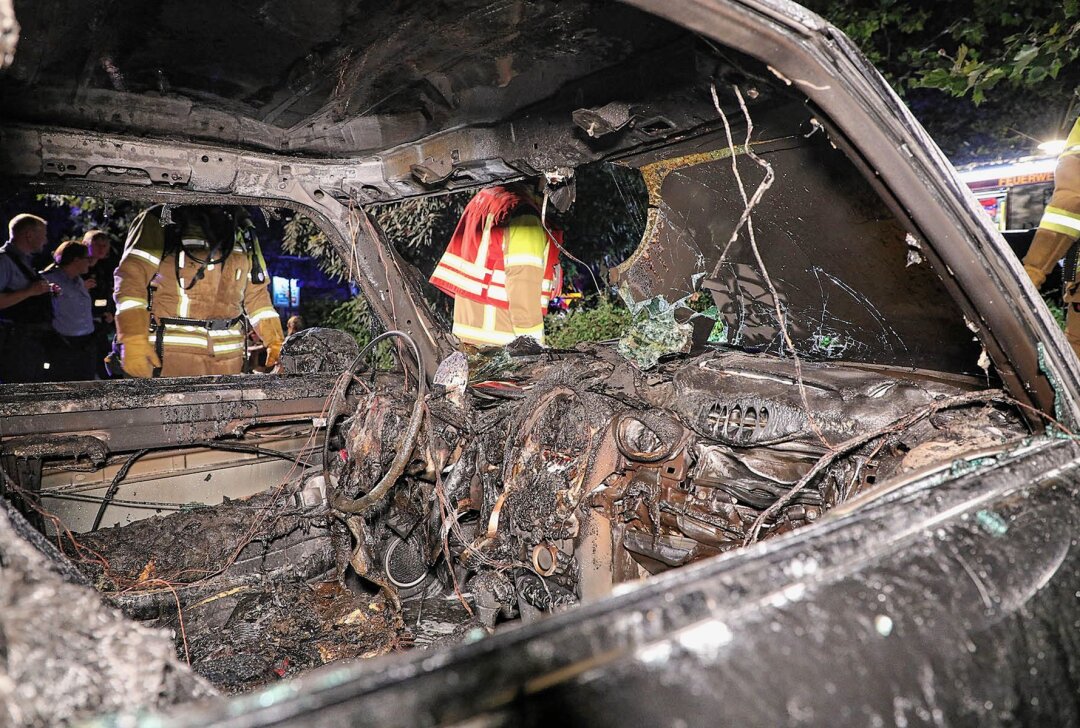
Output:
[
  {"xmin": 2, "ymin": 0, "xmax": 1080, "ymax": 726},
  {"xmin": 137, "ymin": 436, "xmax": 1080, "ymax": 727},
  {"xmin": 2, "ymin": 0, "xmax": 1072, "ymax": 410}
]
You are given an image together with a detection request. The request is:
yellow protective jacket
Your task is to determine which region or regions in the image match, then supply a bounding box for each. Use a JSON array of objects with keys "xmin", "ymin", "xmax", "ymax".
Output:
[
  {"xmin": 114, "ymin": 206, "xmax": 283, "ymax": 376},
  {"xmin": 446, "ymin": 213, "xmax": 555, "ymax": 347},
  {"xmin": 430, "ymin": 187, "xmax": 561, "ymax": 315},
  {"xmin": 1023, "ymin": 119, "xmax": 1080, "ymax": 287},
  {"xmin": 1022, "ymin": 118, "xmax": 1080, "ymax": 357}
]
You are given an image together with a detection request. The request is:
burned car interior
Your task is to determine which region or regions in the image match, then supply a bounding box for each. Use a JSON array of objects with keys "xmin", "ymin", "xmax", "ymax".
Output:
[{"xmin": 0, "ymin": 0, "xmax": 1073, "ymax": 725}]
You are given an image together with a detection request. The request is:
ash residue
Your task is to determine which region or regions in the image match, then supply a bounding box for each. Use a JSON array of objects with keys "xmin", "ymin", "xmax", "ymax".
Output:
[
  {"xmin": 403, "ymin": 592, "xmax": 482, "ymax": 649},
  {"xmin": 64, "ymin": 485, "xmax": 408, "ymax": 694},
  {"xmin": 280, "ymin": 327, "xmax": 361, "ymax": 375},
  {"xmin": 0, "ymin": 500, "xmax": 216, "ymax": 727},
  {"xmin": 74, "ymin": 488, "xmax": 330, "ymax": 590},
  {"xmin": 0, "ymin": 338, "xmax": 1034, "ymax": 720},
  {"xmin": 157, "ymin": 581, "xmax": 403, "ymax": 693}
]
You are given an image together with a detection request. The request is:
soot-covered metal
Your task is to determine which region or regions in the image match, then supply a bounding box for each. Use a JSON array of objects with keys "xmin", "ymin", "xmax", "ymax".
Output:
[
  {"xmin": 0, "ymin": 0, "xmax": 688, "ymax": 156},
  {"xmin": 2, "ymin": 0, "xmax": 1079, "ymax": 725},
  {"xmin": 612, "ymin": 96, "xmax": 984, "ymax": 375},
  {"xmin": 0, "ymin": 340, "xmax": 1028, "ymax": 722}
]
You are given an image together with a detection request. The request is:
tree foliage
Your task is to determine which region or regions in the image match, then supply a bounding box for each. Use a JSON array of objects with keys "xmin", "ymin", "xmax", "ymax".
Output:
[
  {"xmin": 545, "ymin": 296, "xmax": 632, "ymax": 348},
  {"xmin": 282, "ymin": 213, "xmax": 349, "ymax": 281},
  {"xmin": 801, "ymin": 0, "xmax": 1080, "ymax": 161},
  {"xmin": 373, "ymin": 194, "xmax": 472, "ymax": 276},
  {"xmin": 0, "ymin": 194, "xmax": 147, "ymax": 254},
  {"xmin": 556, "ymin": 163, "xmax": 648, "ymax": 295},
  {"xmin": 309, "ymin": 296, "xmax": 395, "ymax": 368},
  {"xmin": 280, "ymin": 194, "xmax": 474, "ymax": 283}
]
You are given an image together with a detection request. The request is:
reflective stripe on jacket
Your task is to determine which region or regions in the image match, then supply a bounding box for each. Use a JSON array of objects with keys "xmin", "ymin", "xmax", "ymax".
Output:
[
  {"xmin": 1025, "ymin": 117, "xmax": 1080, "ymax": 289},
  {"xmin": 114, "ymin": 207, "xmax": 282, "ymax": 365},
  {"xmin": 449, "ymin": 214, "xmax": 553, "ymax": 347},
  {"xmin": 430, "ymin": 187, "xmax": 561, "ymax": 315}
]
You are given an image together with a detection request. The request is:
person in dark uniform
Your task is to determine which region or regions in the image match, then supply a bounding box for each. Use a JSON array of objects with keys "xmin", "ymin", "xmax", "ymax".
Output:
[
  {"xmin": 82, "ymin": 229, "xmax": 118, "ymax": 378},
  {"xmin": 0, "ymin": 214, "xmax": 56, "ymax": 383}
]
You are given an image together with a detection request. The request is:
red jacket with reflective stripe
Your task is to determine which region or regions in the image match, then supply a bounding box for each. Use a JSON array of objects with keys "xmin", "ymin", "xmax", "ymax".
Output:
[{"xmin": 430, "ymin": 186, "xmax": 561, "ymax": 313}]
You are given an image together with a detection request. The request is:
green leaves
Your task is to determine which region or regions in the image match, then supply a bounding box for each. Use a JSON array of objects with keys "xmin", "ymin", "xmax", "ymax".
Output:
[
  {"xmin": 282, "ymin": 214, "xmax": 348, "ymax": 281},
  {"xmin": 801, "ymin": 0, "xmax": 1080, "ymax": 160},
  {"xmin": 37, "ymin": 195, "xmax": 146, "ymax": 245},
  {"xmin": 318, "ymin": 296, "xmax": 394, "ymax": 369},
  {"xmin": 371, "ymin": 194, "xmax": 471, "ymax": 275},
  {"xmin": 1013, "ymin": 43, "xmax": 1041, "ymax": 71},
  {"xmin": 804, "ymin": 0, "xmax": 1080, "ymax": 100},
  {"xmin": 544, "ymin": 296, "xmax": 632, "ymax": 348}
]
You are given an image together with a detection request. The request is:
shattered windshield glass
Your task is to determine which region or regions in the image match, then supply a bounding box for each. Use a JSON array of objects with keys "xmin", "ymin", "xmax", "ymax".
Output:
[{"xmin": 614, "ymin": 95, "xmax": 983, "ymax": 375}]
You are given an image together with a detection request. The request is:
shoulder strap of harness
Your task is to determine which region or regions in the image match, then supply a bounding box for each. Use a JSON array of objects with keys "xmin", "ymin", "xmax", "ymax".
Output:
[
  {"xmin": 239, "ymin": 214, "xmax": 267, "ymax": 285},
  {"xmin": 2, "ymin": 248, "xmax": 43, "ymax": 284}
]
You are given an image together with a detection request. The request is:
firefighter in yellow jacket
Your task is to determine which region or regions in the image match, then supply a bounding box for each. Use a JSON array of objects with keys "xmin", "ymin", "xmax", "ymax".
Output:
[
  {"xmin": 1023, "ymin": 118, "xmax": 1080, "ymax": 358},
  {"xmin": 114, "ymin": 205, "xmax": 284, "ymax": 378},
  {"xmin": 430, "ymin": 184, "xmax": 561, "ymax": 347}
]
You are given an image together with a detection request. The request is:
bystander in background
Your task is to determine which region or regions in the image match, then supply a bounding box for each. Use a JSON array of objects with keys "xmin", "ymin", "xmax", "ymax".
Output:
[
  {"xmin": 286, "ymin": 314, "xmax": 305, "ymax": 337},
  {"xmin": 82, "ymin": 229, "xmax": 118, "ymax": 378},
  {"xmin": 43, "ymin": 241, "xmax": 96, "ymax": 381},
  {"xmin": 0, "ymin": 214, "xmax": 55, "ymax": 383}
]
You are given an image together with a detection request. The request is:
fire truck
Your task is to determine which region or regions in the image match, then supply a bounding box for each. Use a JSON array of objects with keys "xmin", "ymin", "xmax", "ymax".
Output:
[
  {"xmin": 959, "ymin": 156, "xmax": 1063, "ymax": 293},
  {"xmin": 959, "ymin": 155, "xmax": 1056, "ymax": 231}
]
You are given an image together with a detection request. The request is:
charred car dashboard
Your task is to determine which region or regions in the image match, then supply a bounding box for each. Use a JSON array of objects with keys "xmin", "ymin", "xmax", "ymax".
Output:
[{"xmin": 2, "ymin": 0, "xmax": 1080, "ymax": 727}]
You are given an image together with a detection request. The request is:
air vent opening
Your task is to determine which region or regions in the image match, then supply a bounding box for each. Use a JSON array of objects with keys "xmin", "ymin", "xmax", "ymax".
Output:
[{"xmin": 703, "ymin": 401, "xmax": 772, "ymax": 441}]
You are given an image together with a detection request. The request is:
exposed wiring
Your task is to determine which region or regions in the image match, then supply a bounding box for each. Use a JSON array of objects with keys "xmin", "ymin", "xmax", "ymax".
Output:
[
  {"xmin": 611, "ymin": 410, "xmax": 677, "ymax": 463},
  {"xmin": 44, "ymin": 492, "xmax": 317, "ymax": 515},
  {"xmin": 91, "ymin": 449, "xmax": 151, "ymax": 531},
  {"xmin": 90, "ymin": 441, "xmax": 315, "ymax": 532},
  {"xmin": 2, "ymin": 466, "xmax": 194, "ymax": 664},
  {"xmin": 710, "ymin": 82, "xmax": 831, "ymax": 450},
  {"xmin": 324, "ymin": 330, "xmax": 428, "ymax": 515},
  {"xmin": 194, "ymin": 441, "xmax": 317, "ymax": 468},
  {"xmin": 48, "ymin": 493, "xmax": 192, "ymax": 511},
  {"xmin": 44, "ymin": 442, "xmax": 322, "ymax": 497},
  {"xmin": 743, "ymin": 389, "xmax": 1011, "ymax": 545}
]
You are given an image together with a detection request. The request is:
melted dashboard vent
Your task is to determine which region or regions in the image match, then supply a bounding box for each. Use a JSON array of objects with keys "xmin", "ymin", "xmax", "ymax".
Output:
[{"xmin": 704, "ymin": 402, "xmax": 770, "ymax": 442}]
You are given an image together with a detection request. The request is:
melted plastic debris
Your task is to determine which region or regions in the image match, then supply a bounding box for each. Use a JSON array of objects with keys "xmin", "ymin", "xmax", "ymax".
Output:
[
  {"xmin": 279, "ymin": 327, "xmax": 361, "ymax": 376},
  {"xmin": 161, "ymin": 581, "xmax": 402, "ymax": 693},
  {"xmin": 4, "ymin": 340, "xmax": 1034, "ymax": 717},
  {"xmin": 402, "ymin": 592, "xmax": 481, "ymax": 649},
  {"xmin": 75, "ymin": 490, "xmax": 333, "ymax": 591},
  {"xmin": 70, "ymin": 489, "xmax": 407, "ymax": 694},
  {"xmin": 433, "ymin": 351, "xmax": 469, "ymax": 393},
  {"xmin": 466, "ymin": 347, "xmax": 518, "ymax": 383}
]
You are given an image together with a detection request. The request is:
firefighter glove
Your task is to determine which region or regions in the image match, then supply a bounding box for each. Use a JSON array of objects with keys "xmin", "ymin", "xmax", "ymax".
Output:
[
  {"xmin": 121, "ymin": 336, "xmax": 161, "ymax": 378},
  {"xmin": 253, "ymin": 316, "xmax": 284, "ymax": 369},
  {"xmin": 264, "ymin": 339, "xmax": 282, "ymax": 368}
]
